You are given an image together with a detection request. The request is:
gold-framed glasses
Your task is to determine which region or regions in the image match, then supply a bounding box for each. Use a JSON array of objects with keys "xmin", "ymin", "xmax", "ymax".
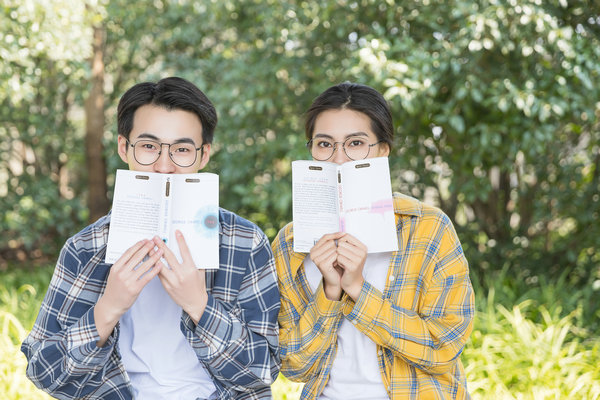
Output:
[
  {"xmin": 306, "ymin": 136, "xmax": 383, "ymax": 161},
  {"xmin": 126, "ymin": 138, "xmax": 204, "ymax": 167}
]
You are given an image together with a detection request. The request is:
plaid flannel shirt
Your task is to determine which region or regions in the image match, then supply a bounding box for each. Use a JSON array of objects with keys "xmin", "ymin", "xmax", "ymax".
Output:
[
  {"xmin": 22, "ymin": 208, "xmax": 281, "ymax": 400},
  {"xmin": 273, "ymin": 192, "xmax": 474, "ymax": 399}
]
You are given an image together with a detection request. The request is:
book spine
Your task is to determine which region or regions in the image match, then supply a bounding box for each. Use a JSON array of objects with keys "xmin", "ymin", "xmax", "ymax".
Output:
[
  {"xmin": 159, "ymin": 176, "xmax": 172, "ymax": 243},
  {"xmin": 337, "ymin": 170, "xmax": 345, "ymax": 232}
]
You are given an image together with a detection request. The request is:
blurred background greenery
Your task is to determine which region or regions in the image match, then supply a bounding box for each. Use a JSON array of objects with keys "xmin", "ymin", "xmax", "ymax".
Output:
[{"xmin": 1, "ymin": 0, "xmax": 599, "ymax": 398}]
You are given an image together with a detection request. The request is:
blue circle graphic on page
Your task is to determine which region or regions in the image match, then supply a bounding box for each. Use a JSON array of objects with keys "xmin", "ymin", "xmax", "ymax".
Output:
[{"xmin": 194, "ymin": 206, "xmax": 219, "ymax": 239}]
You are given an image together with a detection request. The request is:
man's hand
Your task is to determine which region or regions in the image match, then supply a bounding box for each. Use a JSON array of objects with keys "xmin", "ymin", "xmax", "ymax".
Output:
[
  {"xmin": 335, "ymin": 233, "xmax": 367, "ymax": 301},
  {"xmin": 95, "ymin": 239, "xmax": 163, "ymax": 346},
  {"xmin": 310, "ymin": 232, "xmax": 345, "ymax": 301},
  {"xmin": 153, "ymin": 231, "xmax": 208, "ymax": 325}
]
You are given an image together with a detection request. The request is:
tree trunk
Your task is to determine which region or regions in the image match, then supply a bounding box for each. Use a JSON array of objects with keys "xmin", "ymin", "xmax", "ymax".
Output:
[{"xmin": 85, "ymin": 24, "xmax": 109, "ymax": 223}]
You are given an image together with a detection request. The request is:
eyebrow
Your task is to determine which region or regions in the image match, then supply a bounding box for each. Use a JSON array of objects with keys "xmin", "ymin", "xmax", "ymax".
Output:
[
  {"xmin": 313, "ymin": 132, "xmax": 370, "ymax": 140},
  {"xmin": 134, "ymin": 132, "xmax": 198, "ymax": 145}
]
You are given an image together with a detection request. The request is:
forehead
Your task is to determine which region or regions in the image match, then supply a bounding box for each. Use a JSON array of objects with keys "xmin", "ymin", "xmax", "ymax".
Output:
[
  {"xmin": 130, "ymin": 104, "xmax": 203, "ymax": 143},
  {"xmin": 312, "ymin": 109, "xmax": 375, "ymax": 139}
]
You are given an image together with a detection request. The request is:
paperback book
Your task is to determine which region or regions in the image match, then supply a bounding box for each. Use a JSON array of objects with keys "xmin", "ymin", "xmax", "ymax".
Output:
[
  {"xmin": 292, "ymin": 157, "xmax": 398, "ymax": 253},
  {"xmin": 105, "ymin": 169, "xmax": 220, "ymax": 269}
]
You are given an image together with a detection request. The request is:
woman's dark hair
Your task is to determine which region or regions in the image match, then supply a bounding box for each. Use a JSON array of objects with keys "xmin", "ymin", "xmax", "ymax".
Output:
[
  {"xmin": 304, "ymin": 82, "xmax": 394, "ymax": 150},
  {"xmin": 117, "ymin": 77, "xmax": 218, "ymax": 144}
]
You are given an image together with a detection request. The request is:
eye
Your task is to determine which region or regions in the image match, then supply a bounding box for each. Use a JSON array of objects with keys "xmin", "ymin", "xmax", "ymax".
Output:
[
  {"xmin": 346, "ymin": 138, "xmax": 367, "ymax": 147},
  {"xmin": 172, "ymin": 145, "xmax": 191, "ymax": 153},
  {"xmin": 315, "ymin": 140, "xmax": 333, "ymax": 148},
  {"xmin": 139, "ymin": 141, "xmax": 159, "ymax": 151}
]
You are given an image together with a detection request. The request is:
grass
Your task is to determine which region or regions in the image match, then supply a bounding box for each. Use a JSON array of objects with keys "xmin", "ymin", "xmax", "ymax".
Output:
[
  {"xmin": 1, "ymin": 266, "xmax": 53, "ymax": 399},
  {"xmin": 465, "ymin": 291, "xmax": 600, "ymax": 399},
  {"xmin": 2, "ymin": 265, "xmax": 599, "ymax": 399}
]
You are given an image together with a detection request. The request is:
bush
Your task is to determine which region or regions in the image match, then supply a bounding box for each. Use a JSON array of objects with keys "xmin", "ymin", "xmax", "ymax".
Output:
[
  {"xmin": 2, "ymin": 265, "xmax": 599, "ymax": 400},
  {"xmin": 465, "ymin": 291, "xmax": 600, "ymax": 399},
  {"xmin": 0, "ymin": 269, "xmax": 52, "ymax": 399}
]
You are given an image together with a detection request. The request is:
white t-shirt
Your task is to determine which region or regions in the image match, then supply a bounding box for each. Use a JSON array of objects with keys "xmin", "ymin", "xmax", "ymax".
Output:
[
  {"xmin": 118, "ymin": 275, "xmax": 216, "ymax": 400},
  {"xmin": 304, "ymin": 252, "xmax": 392, "ymax": 400}
]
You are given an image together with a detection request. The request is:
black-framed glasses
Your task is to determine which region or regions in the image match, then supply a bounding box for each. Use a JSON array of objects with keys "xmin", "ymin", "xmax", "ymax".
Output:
[
  {"xmin": 306, "ymin": 136, "xmax": 383, "ymax": 161},
  {"xmin": 126, "ymin": 138, "xmax": 204, "ymax": 167}
]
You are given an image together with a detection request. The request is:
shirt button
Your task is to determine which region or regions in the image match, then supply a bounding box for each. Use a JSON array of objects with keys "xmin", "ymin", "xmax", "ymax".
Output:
[
  {"xmin": 377, "ymin": 350, "xmax": 383, "ymax": 355},
  {"xmin": 389, "ymin": 275, "xmax": 395, "ymax": 281},
  {"xmin": 352, "ymin": 319, "xmax": 358, "ymax": 325}
]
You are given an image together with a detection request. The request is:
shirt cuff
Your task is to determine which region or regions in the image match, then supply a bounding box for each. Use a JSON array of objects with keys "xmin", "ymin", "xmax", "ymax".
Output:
[
  {"xmin": 342, "ymin": 281, "xmax": 382, "ymax": 332},
  {"xmin": 181, "ymin": 294, "xmax": 240, "ymax": 361},
  {"xmin": 68, "ymin": 307, "xmax": 115, "ymax": 366},
  {"xmin": 314, "ymin": 282, "xmax": 344, "ymax": 317}
]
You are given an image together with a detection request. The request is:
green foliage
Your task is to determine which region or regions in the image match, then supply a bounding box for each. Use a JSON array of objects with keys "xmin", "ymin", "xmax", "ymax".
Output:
[
  {"xmin": 348, "ymin": 0, "xmax": 600, "ymax": 290},
  {"xmin": 0, "ymin": 311, "xmax": 52, "ymax": 400},
  {"xmin": 1, "ymin": 0, "xmax": 598, "ymax": 311},
  {"xmin": 0, "ymin": 266, "xmax": 53, "ymax": 399},
  {"xmin": 465, "ymin": 297, "xmax": 600, "ymax": 399},
  {"xmin": 272, "ymin": 374, "xmax": 303, "ymax": 400},
  {"xmin": 0, "ymin": 1, "xmax": 94, "ymax": 260}
]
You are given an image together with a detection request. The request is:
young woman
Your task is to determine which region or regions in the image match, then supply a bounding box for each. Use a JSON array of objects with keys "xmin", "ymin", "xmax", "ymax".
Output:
[{"xmin": 272, "ymin": 82, "xmax": 474, "ymax": 399}]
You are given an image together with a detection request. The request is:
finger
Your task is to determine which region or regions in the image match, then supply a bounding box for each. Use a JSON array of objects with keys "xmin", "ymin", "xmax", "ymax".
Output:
[
  {"xmin": 314, "ymin": 250, "xmax": 337, "ymax": 268},
  {"xmin": 312, "ymin": 232, "xmax": 345, "ymax": 250},
  {"xmin": 157, "ymin": 268, "xmax": 170, "ymax": 289},
  {"xmin": 133, "ymin": 248, "xmax": 164, "ymax": 281},
  {"xmin": 123, "ymin": 240, "xmax": 156, "ymax": 272},
  {"xmin": 152, "ymin": 236, "xmax": 180, "ymax": 270},
  {"xmin": 174, "ymin": 230, "xmax": 194, "ymax": 265},
  {"xmin": 157, "ymin": 259, "xmax": 175, "ymax": 283},
  {"xmin": 323, "ymin": 232, "xmax": 346, "ymax": 240},
  {"xmin": 137, "ymin": 260, "xmax": 163, "ymax": 287},
  {"xmin": 336, "ymin": 253, "xmax": 354, "ymax": 269},
  {"xmin": 311, "ymin": 241, "xmax": 337, "ymax": 258},
  {"xmin": 336, "ymin": 241, "xmax": 364, "ymax": 260},
  {"xmin": 311, "ymin": 238, "xmax": 339, "ymax": 259},
  {"xmin": 339, "ymin": 233, "xmax": 368, "ymax": 252},
  {"xmin": 112, "ymin": 240, "xmax": 149, "ymax": 270},
  {"xmin": 336, "ymin": 252, "xmax": 365, "ymax": 274},
  {"xmin": 312, "ymin": 246, "xmax": 338, "ymax": 268}
]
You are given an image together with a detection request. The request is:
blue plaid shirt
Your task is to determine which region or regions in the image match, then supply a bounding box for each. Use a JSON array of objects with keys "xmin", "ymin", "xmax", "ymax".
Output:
[{"xmin": 22, "ymin": 208, "xmax": 281, "ymax": 400}]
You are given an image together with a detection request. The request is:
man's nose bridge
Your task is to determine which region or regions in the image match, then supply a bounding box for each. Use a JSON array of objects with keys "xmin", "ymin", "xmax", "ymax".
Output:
[
  {"xmin": 160, "ymin": 142, "xmax": 171, "ymax": 152},
  {"xmin": 156, "ymin": 143, "xmax": 173, "ymax": 162}
]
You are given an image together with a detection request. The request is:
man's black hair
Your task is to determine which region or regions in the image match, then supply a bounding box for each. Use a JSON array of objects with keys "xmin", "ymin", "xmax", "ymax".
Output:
[{"xmin": 117, "ymin": 77, "xmax": 217, "ymax": 144}]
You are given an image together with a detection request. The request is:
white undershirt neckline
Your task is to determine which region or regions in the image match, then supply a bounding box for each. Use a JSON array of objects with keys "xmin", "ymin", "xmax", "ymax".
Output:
[
  {"xmin": 303, "ymin": 251, "xmax": 392, "ymax": 400},
  {"xmin": 118, "ymin": 275, "xmax": 216, "ymax": 400}
]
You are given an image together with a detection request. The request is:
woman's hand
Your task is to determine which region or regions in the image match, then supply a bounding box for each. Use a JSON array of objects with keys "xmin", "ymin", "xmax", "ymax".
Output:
[
  {"xmin": 310, "ymin": 232, "xmax": 345, "ymax": 301},
  {"xmin": 153, "ymin": 231, "xmax": 208, "ymax": 325},
  {"xmin": 335, "ymin": 233, "xmax": 367, "ymax": 301}
]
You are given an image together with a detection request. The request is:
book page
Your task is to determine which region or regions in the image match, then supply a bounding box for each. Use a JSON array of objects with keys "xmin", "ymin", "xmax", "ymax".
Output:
[
  {"xmin": 292, "ymin": 160, "xmax": 340, "ymax": 253},
  {"xmin": 169, "ymin": 173, "xmax": 220, "ymax": 269},
  {"xmin": 105, "ymin": 170, "xmax": 166, "ymax": 263},
  {"xmin": 339, "ymin": 157, "xmax": 398, "ymax": 253}
]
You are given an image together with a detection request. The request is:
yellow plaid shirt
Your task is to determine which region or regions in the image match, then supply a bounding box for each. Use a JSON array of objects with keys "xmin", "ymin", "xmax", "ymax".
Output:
[{"xmin": 272, "ymin": 192, "xmax": 474, "ymax": 399}]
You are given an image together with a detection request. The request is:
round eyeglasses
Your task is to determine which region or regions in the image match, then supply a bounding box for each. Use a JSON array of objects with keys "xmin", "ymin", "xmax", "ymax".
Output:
[
  {"xmin": 126, "ymin": 138, "xmax": 204, "ymax": 167},
  {"xmin": 307, "ymin": 136, "xmax": 383, "ymax": 161}
]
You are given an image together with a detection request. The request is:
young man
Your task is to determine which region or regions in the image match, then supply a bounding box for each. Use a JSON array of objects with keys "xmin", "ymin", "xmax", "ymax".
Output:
[{"xmin": 22, "ymin": 77, "xmax": 281, "ymax": 400}]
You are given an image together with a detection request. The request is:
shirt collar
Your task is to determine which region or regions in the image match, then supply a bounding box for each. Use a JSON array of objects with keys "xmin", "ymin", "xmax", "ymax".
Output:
[{"xmin": 392, "ymin": 192, "xmax": 422, "ymax": 217}]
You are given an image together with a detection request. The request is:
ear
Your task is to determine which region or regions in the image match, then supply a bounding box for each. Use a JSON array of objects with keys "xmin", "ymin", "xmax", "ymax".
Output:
[
  {"xmin": 117, "ymin": 135, "xmax": 129, "ymax": 164},
  {"xmin": 197, "ymin": 143, "xmax": 211, "ymax": 170},
  {"xmin": 378, "ymin": 142, "xmax": 390, "ymax": 158}
]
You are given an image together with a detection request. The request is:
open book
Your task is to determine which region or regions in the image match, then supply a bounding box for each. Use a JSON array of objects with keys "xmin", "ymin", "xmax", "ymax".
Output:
[
  {"xmin": 292, "ymin": 157, "xmax": 398, "ymax": 253},
  {"xmin": 105, "ymin": 169, "xmax": 220, "ymax": 269}
]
